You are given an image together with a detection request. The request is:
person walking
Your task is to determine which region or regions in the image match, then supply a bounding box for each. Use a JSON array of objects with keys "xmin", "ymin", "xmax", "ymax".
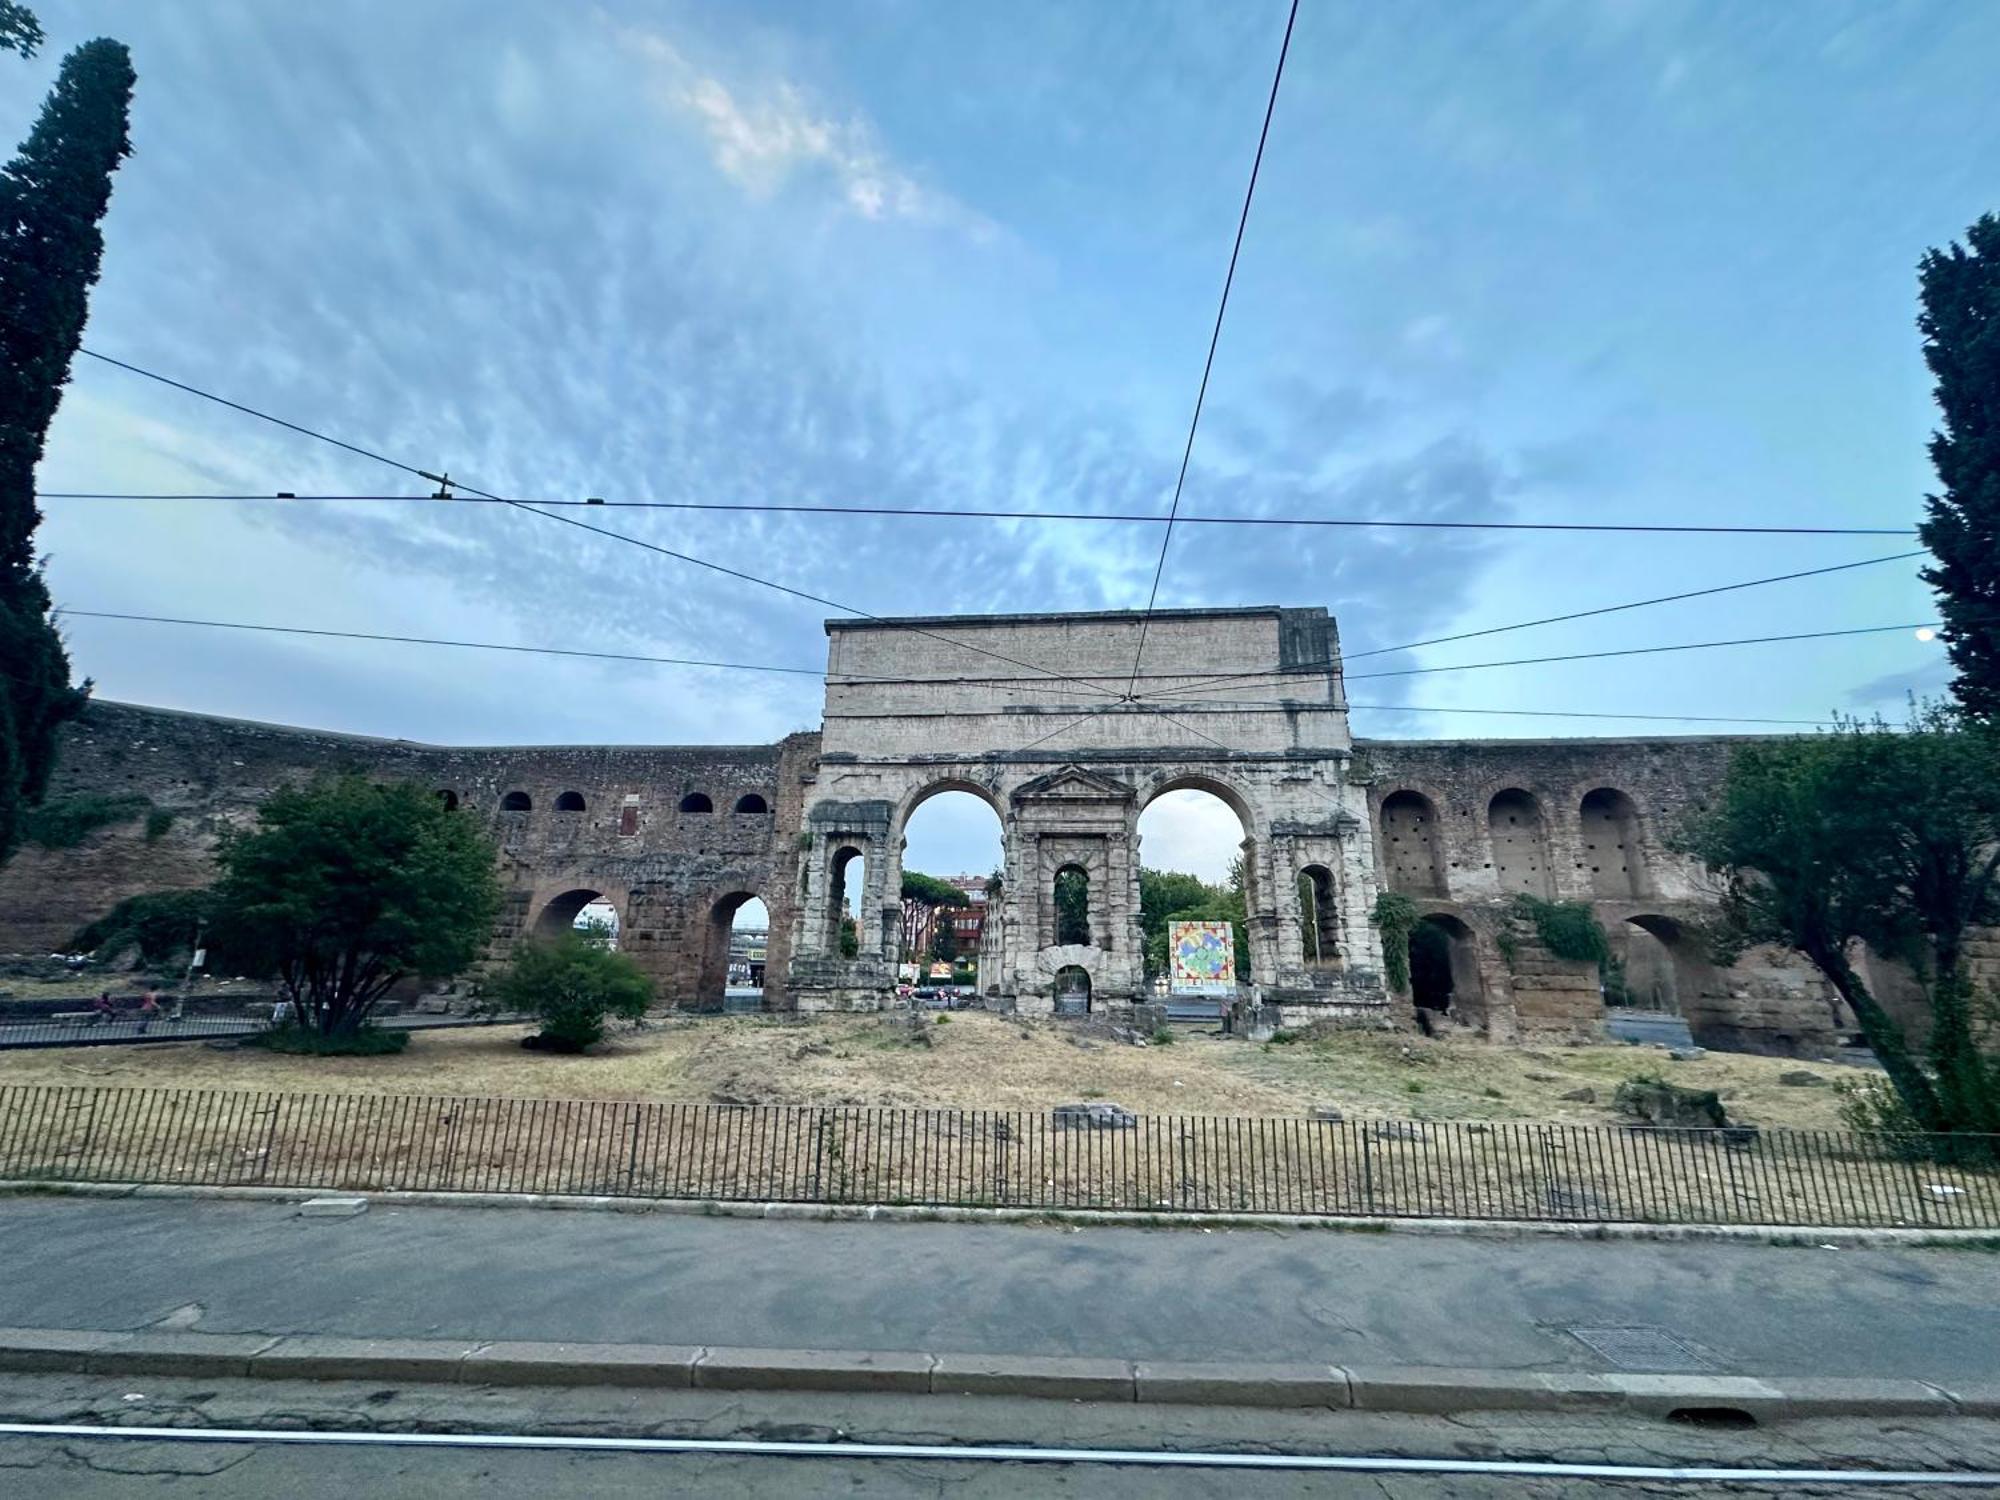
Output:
[
  {"xmin": 90, "ymin": 991, "xmax": 116, "ymax": 1027},
  {"xmin": 137, "ymin": 989, "xmax": 160, "ymax": 1035}
]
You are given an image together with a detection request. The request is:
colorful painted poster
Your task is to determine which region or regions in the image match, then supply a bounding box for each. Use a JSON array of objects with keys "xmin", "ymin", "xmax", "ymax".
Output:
[{"xmin": 1168, "ymin": 919, "xmax": 1236, "ymax": 995}]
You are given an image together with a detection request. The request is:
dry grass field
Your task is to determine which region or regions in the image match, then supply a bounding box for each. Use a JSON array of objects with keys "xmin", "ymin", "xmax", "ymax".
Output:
[{"xmin": 0, "ymin": 1010, "xmax": 1873, "ymax": 1129}]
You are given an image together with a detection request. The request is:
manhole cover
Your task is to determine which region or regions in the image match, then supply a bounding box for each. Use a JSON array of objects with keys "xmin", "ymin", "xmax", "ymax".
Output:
[{"xmin": 1565, "ymin": 1325, "xmax": 1715, "ymax": 1372}]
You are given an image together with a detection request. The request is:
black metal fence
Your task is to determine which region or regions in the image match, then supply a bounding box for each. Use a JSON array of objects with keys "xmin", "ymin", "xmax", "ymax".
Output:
[
  {"xmin": 0, "ymin": 1015, "xmax": 274, "ymax": 1050},
  {"xmin": 0, "ymin": 1085, "xmax": 1995, "ymax": 1229}
]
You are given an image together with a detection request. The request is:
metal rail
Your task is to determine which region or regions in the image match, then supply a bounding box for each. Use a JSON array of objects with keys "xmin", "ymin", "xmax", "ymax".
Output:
[{"xmin": 0, "ymin": 1423, "xmax": 1993, "ymax": 1483}]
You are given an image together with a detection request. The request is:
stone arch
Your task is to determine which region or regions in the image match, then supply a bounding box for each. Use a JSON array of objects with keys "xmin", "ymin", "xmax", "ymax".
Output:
[
  {"xmin": 700, "ymin": 890, "xmax": 766, "ymax": 1011},
  {"xmin": 679, "ymin": 792, "xmax": 713, "ymax": 814},
  {"xmin": 828, "ymin": 843, "xmax": 866, "ymax": 952},
  {"xmin": 1613, "ymin": 913, "xmax": 1689, "ymax": 1014},
  {"xmin": 1411, "ymin": 912, "xmax": 1486, "ymax": 1029},
  {"xmin": 1579, "ymin": 788, "xmax": 1644, "ymax": 898},
  {"xmin": 1053, "ymin": 964, "xmax": 1092, "ymax": 1014},
  {"xmin": 734, "ymin": 793, "xmax": 769, "ymax": 814},
  {"xmin": 1136, "ymin": 770, "xmax": 1259, "ymax": 834},
  {"xmin": 900, "ymin": 776, "xmax": 1007, "ymax": 826},
  {"xmin": 501, "ymin": 790, "xmax": 532, "ymax": 812},
  {"xmin": 555, "ymin": 790, "xmax": 587, "ymax": 813},
  {"xmin": 1487, "ymin": 788, "xmax": 1552, "ymax": 898},
  {"xmin": 435, "ymin": 789, "xmax": 460, "ymax": 811},
  {"xmin": 532, "ymin": 886, "xmax": 611, "ymax": 942},
  {"xmin": 1378, "ymin": 789, "xmax": 1445, "ymax": 896},
  {"xmin": 1297, "ymin": 863, "xmax": 1340, "ymax": 967}
]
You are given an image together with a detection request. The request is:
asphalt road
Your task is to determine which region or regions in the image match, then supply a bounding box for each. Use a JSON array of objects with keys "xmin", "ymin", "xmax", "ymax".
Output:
[{"xmin": 2, "ymin": 1196, "xmax": 1997, "ymax": 1381}]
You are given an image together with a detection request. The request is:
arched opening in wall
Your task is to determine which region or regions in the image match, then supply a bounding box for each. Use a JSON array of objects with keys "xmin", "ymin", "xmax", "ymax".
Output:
[
  {"xmin": 704, "ymin": 893, "xmax": 769, "ymax": 1012},
  {"xmin": 1487, "ymin": 789, "xmax": 1552, "ymax": 898},
  {"xmin": 735, "ymin": 793, "xmax": 769, "ymax": 815},
  {"xmin": 1137, "ymin": 784, "xmax": 1252, "ymax": 1003},
  {"xmin": 1410, "ymin": 913, "xmax": 1485, "ymax": 1030},
  {"xmin": 1053, "ymin": 865, "xmax": 1091, "ymax": 946},
  {"xmin": 533, "ymin": 888, "xmax": 615, "ymax": 945},
  {"xmin": 1053, "ymin": 964, "xmax": 1092, "ymax": 1016},
  {"xmin": 1610, "ymin": 916, "xmax": 1683, "ymax": 1014},
  {"xmin": 555, "ymin": 791, "xmax": 586, "ymax": 813},
  {"xmin": 1379, "ymin": 790, "xmax": 1444, "ymax": 897},
  {"xmin": 501, "ymin": 790, "xmax": 532, "ymax": 812},
  {"xmin": 435, "ymin": 789, "xmax": 459, "ymax": 811},
  {"xmin": 1297, "ymin": 865, "xmax": 1340, "ymax": 968},
  {"xmin": 828, "ymin": 845, "xmax": 867, "ymax": 957},
  {"xmin": 900, "ymin": 786, "xmax": 1003, "ymax": 995},
  {"xmin": 1580, "ymin": 789, "xmax": 1644, "ymax": 898},
  {"xmin": 679, "ymin": 792, "xmax": 713, "ymax": 814}
]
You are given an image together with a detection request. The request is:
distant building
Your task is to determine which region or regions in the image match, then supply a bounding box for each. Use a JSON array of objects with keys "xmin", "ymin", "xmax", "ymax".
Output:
[{"xmin": 728, "ymin": 926, "xmax": 768, "ymax": 987}]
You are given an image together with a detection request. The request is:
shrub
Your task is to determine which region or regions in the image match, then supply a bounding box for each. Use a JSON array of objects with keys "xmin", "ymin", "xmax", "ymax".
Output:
[
  {"xmin": 490, "ymin": 930, "xmax": 653, "ymax": 1052},
  {"xmin": 1370, "ymin": 891, "xmax": 1419, "ymax": 992},
  {"xmin": 1511, "ymin": 895, "xmax": 1610, "ymax": 965},
  {"xmin": 69, "ymin": 888, "xmax": 218, "ymax": 968},
  {"xmin": 143, "ymin": 807, "xmax": 175, "ymax": 842},
  {"xmin": 244, "ymin": 1025, "xmax": 409, "ymax": 1056},
  {"xmin": 22, "ymin": 792, "xmax": 149, "ymax": 849},
  {"xmin": 1150, "ymin": 1026, "xmax": 1174, "ymax": 1045}
]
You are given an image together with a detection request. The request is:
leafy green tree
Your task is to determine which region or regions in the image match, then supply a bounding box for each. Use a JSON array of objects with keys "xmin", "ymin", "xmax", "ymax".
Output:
[
  {"xmin": 931, "ymin": 916, "xmax": 958, "ymax": 963},
  {"xmin": 0, "ymin": 3, "xmax": 43, "ymax": 59},
  {"xmin": 1138, "ymin": 866, "xmax": 1248, "ymax": 980},
  {"xmin": 0, "ymin": 36, "xmax": 134, "ymax": 861},
  {"xmin": 214, "ymin": 775, "xmax": 502, "ymax": 1037},
  {"xmin": 1917, "ymin": 214, "xmax": 2000, "ymax": 720},
  {"xmin": 491, "ymin": 929, "xmax": 652, "ymax": 1052},
  {"xmin": 898, "ymin": 868, "xmax": 963, "ymax": 960},
  {"xmin": 1680, "ymin": 706, "xmax": 2000, "ymax": 1140}
]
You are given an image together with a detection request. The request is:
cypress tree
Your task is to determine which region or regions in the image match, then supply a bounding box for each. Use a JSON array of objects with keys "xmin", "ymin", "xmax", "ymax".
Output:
[
  {"xmin": 1916, "ymin": 213, "xmax": 2000, "ymax": 721},
  {"xmin": 0, "ymin": 37, "xmax": 135, "ymax": 859}
]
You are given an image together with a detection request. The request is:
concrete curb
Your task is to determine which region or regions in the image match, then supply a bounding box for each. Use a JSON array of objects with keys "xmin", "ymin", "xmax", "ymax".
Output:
[
  {"xmin": 4, "ymin": 1179, "xmax": 1995, "ymax": 1249},
  {"xmin": 0, "ymin": 1326, "xmax": 1990, "ymax": 1419}
]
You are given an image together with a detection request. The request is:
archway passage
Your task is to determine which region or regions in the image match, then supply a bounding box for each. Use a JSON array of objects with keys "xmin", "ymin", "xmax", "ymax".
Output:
[
  {"xmin": 703, "ymin": 892, "xmax": 769, "ymax": 1012},
  {"xmin": 1487, "ymin": 789, "xmax": 1552, "ymax": 898},
  {"xmin": 1137, "ymin": 785, "xmax": 1252, "ymax": 1000},
  {"xmin": 679, "ymin": 792, "xmax": 713, "ymax": 813},
  {"xmin": 1379, "ymin": 790, "xmax": 1444, "ymax": 896},
  {"xmin": 735, "ymin": 793, "xmax": 769, "ymax": 814},
  {"xmin": 1580, "ymin": 788, "xmax": 1643, "ymax": 898},
  {"xmin": 1410, "ymin": 914, "xmax": 1485, "ymax": 1030},
  {"xmin": 1614, "ymin": 915, "xmax": 1686, "ymax": 1014},
  {"xmin": 899, "ymin": 787, "xmax": 1003, "ymax": 996},
  {"xmin": 501, "ymin": 790, "xmax": 532, "ymax": 812},
  {"xmin": 1053, "ymin": 964, "xmax": 1091, "ymax": 1016},
  {"xmin": 534, "ymin": 888, "xmax": 612, "ymax": 944},
  {"xmin": 829, "ymin": 845, "xmax": 867, "ymax": 956},
  {"xmin": 1297, "ymin": 865, "xmax": 1340, "ymax": 967}
]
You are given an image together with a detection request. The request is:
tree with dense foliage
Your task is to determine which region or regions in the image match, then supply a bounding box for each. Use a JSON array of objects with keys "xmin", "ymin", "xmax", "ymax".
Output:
[
  {"xmin": 0, "ymin": 3, "xmax": 43, "ymax": 58},
  {"xmin": 0, "ymin": 35, "xmax": 135, "ymax": 861},
  {"xmin": 898, "ymin": 869, "xmax": 964, "ymax": 961},
  {"xmin": 1917, "ymin": 214, "xmax": 2000, "ymax": 720},
  {"xmin": 214, "ymin": 776, "xmax": 502, "ymax": 1039},
  {"xmin": 1680, "ymin": 706, "xmax": 2000, "ymax": 1142},
  {"xmin": 490, "ymin": 928, "xmax": 652, "ymax": 1052},
  {"xmin": 1053, "ymin": 865, "xmax": 1091, "ymax": 945}
]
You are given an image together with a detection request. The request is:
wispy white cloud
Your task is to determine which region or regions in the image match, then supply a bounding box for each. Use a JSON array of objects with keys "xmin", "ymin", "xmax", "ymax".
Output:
[{"xmin": 614, "ymin": 24, "xmax": 987, "ymax": 235}]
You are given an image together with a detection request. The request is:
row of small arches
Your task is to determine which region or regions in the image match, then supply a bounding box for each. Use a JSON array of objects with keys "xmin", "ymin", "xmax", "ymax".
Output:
[
  {"xmin": 1381, "ymin": 785, "xmax": 1646, "ymax": 900},
  {"xmin": 454, "ymin": 790, "xmax": 771, "ymax": 815}
]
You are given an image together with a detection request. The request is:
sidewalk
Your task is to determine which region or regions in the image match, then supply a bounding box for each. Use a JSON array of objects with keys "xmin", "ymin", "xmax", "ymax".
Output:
[{"xmin": 1, "ymin": 1194, "xmax": 1995, "ymax": 1391}]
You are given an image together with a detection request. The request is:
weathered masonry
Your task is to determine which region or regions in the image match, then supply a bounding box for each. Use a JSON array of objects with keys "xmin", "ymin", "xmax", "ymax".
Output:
[{"xmin": 0, "ymin": 603, "xmax": 1954, "ymax": 1056}]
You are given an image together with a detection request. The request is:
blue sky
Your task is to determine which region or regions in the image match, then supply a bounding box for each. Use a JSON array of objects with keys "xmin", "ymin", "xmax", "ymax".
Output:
[{"xmin": 9, "ymin": 1, "xmax": 1992, "ymax": 875}]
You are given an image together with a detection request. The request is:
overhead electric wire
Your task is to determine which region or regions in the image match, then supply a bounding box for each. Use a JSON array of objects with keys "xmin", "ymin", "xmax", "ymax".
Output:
[
  {"xmin": 1125, "ymin": 0, "xmax": 1300, "ymax": 699},
  {"xmin": 57, "ymin": 607, "xmax": 1842, "ymax": 726},
  {"xmin": 35, "ymin": 490, "xmax": 1916, "ymax": 538},
  {"xmin": 75, "ymin": 348, "xmax": 1124, "ymax": 703},
  {"xmin": 1125, "ymin": 621, "xmax": 1940, "ymax": 702},
  {"xmin": 1133, "ymin": 548, "xmax": 1931, "ymax": 700}
]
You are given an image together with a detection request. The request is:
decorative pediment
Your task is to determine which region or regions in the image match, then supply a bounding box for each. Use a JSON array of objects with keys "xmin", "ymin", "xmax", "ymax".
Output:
[{"xmin": 1011, "ymin": 765, "xmax": 1136, "ymax": 807}]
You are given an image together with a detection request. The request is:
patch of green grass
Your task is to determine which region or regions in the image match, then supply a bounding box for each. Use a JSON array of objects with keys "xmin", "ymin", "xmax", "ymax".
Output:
[
  {"xmin": 1150, "ymin": 1027, "xmax": 1175, "ymax": 1045},
  {"xmin": 143, "ymin": 807, "xmax": 176, "ymax": 842},
  {"xmin": 1405, "ymin": 1080, "xmax": 1426, "ymax": 1095}
]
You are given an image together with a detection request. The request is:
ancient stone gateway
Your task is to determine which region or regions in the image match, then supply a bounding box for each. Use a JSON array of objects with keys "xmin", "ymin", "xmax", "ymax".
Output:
[{"xmin": 785, "ymin": 607, "xmax": 1389, "ymax": 1019}]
